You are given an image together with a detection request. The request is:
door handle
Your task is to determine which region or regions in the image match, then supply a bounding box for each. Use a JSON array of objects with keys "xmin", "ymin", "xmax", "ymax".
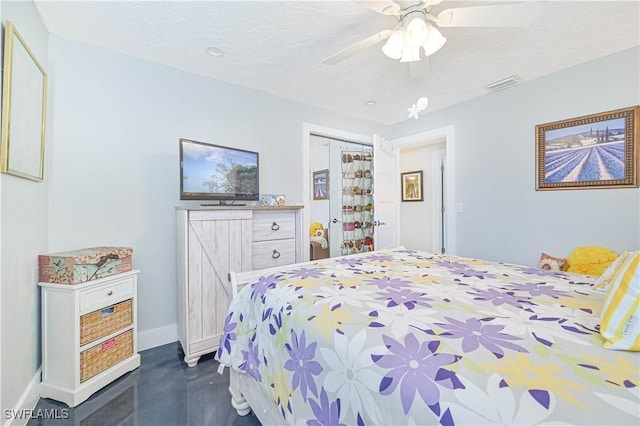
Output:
[
  {"xmin": 374, "ymin": 220, "xmax": 386, "ymax": 226},
  {"xmin": 331, "ymin": 218, "xmax": 342, "ymax": 224}
]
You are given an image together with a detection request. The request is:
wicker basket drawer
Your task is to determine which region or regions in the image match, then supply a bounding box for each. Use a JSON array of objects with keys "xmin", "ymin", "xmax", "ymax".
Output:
[
  {"xmin": 80, "ymin": 330, "xmax": 133, "ymax": 383},
  {"xmin": 80, "ymin": 299, "xmax": 132, "ymax": 346}
]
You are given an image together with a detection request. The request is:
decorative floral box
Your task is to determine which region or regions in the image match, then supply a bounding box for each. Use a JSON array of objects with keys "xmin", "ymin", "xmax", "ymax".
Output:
[{"xmin": 38, "ymin": 246, "xmax": 133, "ymax": 285}]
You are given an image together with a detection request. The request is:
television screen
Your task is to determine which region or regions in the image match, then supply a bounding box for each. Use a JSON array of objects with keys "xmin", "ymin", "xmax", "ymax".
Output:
[{"xmin": 180, "ymin": 138, "xmax": 259, "ymax": 202}]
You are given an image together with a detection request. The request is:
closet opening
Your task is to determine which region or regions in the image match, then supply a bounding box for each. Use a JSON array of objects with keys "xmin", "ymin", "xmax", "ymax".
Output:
[{"xmin": 309, "ymin": 134, "xmax": 374, "ymax": 259}]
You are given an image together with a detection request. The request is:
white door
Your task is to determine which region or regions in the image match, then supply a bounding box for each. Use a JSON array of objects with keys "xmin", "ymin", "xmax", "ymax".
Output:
[
  {"xmin": 373, "ymin": 134, "xmax": 398, "ymax": 250},
  {"xmin": 328, "ymin": 142, "xmax": 343, "ymax": 257}
]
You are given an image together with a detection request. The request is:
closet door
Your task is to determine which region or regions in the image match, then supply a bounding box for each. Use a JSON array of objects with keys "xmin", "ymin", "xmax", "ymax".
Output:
[{"xmin": 373, "ymin": 134, "xmax": 399, "ymax": 250}]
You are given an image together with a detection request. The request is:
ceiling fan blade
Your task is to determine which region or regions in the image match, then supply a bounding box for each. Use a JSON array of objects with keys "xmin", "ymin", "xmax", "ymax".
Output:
[
  {"xmin": 353, "ymin": 1, "xmax": 402, "ymax": 16},
  {"xmin": 436, "ymin": 3, "xmax": 544, "ymax": 28},
  {"xmin": 322, "ymin": 29, "xmax": 393, "ymax": 65}
]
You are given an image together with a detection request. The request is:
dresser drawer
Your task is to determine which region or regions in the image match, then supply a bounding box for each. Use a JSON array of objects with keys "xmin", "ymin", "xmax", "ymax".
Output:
[
  {"xmin": 252, "ymin": 239, "xmax": 296, "ymax": 269},
  {"xmin": 252, "ymin": 211, "xmax": 295, "ymax": 241},
  {"xmin": 80, "ymin": 277, "xmax": 135, "ymax": 314}
]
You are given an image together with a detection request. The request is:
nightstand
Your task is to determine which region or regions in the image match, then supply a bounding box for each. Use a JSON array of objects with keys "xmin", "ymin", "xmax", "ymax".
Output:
[{"xmin": 39, "ymin": 270, "xmax": 141, "ymax": 407}]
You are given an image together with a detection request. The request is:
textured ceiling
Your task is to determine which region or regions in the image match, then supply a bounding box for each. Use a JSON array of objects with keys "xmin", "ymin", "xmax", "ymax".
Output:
[{"xmin": 34, "ymin": 0, "xmax": 640, "ymax": 125}]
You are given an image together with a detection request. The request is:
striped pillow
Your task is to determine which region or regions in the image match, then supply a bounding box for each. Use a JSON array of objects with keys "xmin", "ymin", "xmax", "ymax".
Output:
[
  {"xmin": 594, "ymin": 251, "xmax": 632, "ymax": 290},
  {"xmin": 600, "ymin": 251, "xmax": 639, "ymax": 351}
]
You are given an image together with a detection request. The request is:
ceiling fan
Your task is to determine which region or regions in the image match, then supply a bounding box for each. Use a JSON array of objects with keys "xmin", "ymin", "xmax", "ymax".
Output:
[{"xmin": 322, "ymin": 0, "xmax": 543, "ymax": 65}]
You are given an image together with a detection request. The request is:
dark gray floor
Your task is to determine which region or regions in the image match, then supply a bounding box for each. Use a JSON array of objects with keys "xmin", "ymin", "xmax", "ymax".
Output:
[{"xmin": 29, "ymin": 342, "xmax": 262, "ymax": 426}]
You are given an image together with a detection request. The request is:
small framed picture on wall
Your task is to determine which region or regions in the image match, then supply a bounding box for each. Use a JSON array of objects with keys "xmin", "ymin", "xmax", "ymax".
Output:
[
  {"xmin": 401, "ymin": 170, "xmax": 423, "ymax": 202},
  {"xmin": 313, "ymin": 169, "xmax": 329, "ymax": 200}
]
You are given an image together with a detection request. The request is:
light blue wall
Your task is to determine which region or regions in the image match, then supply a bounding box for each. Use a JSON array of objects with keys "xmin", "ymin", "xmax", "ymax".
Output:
[
  {"xmin": 389, "ymin": 47, "xmax": 640, "ymax": 266},
  {"xmin": 46, "ymin": 36, "xmax": 384, "ymax": 342},
  {"xmin": 0, "ymin": 0, "xmax": 49, "ymax": 415}
]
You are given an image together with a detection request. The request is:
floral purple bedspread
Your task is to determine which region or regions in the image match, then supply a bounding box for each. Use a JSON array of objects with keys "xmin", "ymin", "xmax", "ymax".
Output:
[{"xmin": 216, "ymin": 249, "xmax": 639, "ymax": 425}]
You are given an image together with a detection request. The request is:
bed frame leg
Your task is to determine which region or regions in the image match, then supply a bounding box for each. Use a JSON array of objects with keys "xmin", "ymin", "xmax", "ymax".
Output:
[{"xmin": 229, "ymin": 368, "xmax": 251, "ymax": 416}]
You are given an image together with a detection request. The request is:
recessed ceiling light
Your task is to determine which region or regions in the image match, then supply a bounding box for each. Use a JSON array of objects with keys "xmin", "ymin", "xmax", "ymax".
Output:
[
  {"xmin": 365, "ymin": 100, "xmax": 377, "ymax": 106},
  {"xmin": 206, "ymin": 46, "xmax": 224, "ymax": 57}
]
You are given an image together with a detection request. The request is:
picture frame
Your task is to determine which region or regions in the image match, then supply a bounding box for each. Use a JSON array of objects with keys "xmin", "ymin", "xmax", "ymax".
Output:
[
  {"xmin": 535, "ymin": 106, "xmax": 639, "ymax": 191},
  {"xmin": 1, "ymin": 21, "xmax": 48, "ymax": 181},
  {"xmin": 401, "ymin": 170, "xmax": 423, "ymax": 202},
  {"xmin": 312, "ymin": 169, "xmax": 329, "ymax": 200}
]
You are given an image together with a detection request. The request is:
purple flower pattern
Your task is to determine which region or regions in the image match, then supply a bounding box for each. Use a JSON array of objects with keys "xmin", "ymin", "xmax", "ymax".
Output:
[
  {"xmin": 217, "ymin": 249, "xmax": 636, "ymax": 426},
  {"xmin": 468, "ymin": 288, "xmax": 531, "ymax": 309},
  {"xmin": 436, "ymin": 317, "xmax": 527, "ymax": 358},
  {"xmin": 290, "ymin": 268, "xmax": 325, "ymax": 279},
  {"xmin": 240, "ymin": 339, "xmax": 261, "ymax": 381},
  {"xmin": 251, "ymin": 274, "xmax": 281, "ymax": 301},
  {"xmin": 375, "ymin": 287, "xmax": 433, "ymax": 310},
  {"xmin": 366, "ymin": 254, "xmax": 395, "ymax": 262},
  {"xmin": 372, "ymin": 334, "xmax": 464, "ymax": 414},
  {"xmin": 285, "ymin": 330, "xmax": 323, "ymax": 401},
  {"xmin": 509, "ymin": 281, "xmax": 569, "ymax": 299},
  {"xmin": 365, "ymin": 276, "xmax": 413, "ymax": 290},
  {"xmin": 307, "ymin": 388, "xmax": 346, "ymax": 426},
  {"xmin": 220, "ymin": 314, "xmax": 237, "ymax": 355}
]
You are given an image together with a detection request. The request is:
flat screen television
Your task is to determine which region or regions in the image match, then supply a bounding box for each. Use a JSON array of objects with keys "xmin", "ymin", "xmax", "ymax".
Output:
[{"xmin": 180, "ymin": 138, "xmax": 259, "ymax": 203}]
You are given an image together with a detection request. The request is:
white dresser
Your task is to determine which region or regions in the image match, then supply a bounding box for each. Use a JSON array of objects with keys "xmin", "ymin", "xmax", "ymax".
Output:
[
  {"xmin": 176, "ymin": 205, "xmax": 303, "ymax": 367},
  {"xmin": 39, "ymin": 271, "xmax": 141, "ymax": 407}
]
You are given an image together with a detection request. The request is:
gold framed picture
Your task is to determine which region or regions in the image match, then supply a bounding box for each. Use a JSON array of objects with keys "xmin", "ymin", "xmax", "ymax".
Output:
[
  {"xmin": 1, "ymin": 21, "xmax": 48, "ymax": 181},
  {"xmin": 535, "ymin": 106, "xmax": 639, "ymax": 190},
  {"xmin": 401, "ymin": 170, "xmax": 423, "ymax": 202}
]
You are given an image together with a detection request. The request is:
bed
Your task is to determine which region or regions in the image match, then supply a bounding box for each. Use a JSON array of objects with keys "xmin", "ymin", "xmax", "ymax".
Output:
[{"xmin": 216, "ymin": 248, "xmax": 639, "ymax": 425}]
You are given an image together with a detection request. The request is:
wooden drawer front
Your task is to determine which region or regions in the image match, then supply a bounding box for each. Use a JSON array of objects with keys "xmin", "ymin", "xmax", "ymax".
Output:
[
  {"xmin": 252, "ymin": 239, "xmax": 296, "ymax": 269},
  {"xmin": 80, "ymin": 330, "xmax": 133, "ymax": 382},
  {"xmin": 252, "ymin": 211, "xmax": 295, "ymax": 241},
  {"xmin": 80, "ymin": 299, "xmax": 133, "ymax": 346},
  {"xmin": 80, "ymin": 277, "xmax": 134, "ymax": 314}
]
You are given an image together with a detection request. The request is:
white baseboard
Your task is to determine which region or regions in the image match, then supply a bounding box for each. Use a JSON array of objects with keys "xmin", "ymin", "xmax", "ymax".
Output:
[
  {"xmin": 4, "ymin": 368, "xmax": 41, "ymax": 426},
  {"xmin": 137, "ymin": 323, "xmax": 178, "ymax": 351}
]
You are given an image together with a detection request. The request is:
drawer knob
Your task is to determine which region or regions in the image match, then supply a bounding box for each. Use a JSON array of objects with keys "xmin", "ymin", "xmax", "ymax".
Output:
[
  {"xmin": 107, "ymin": 290, "xmax": 113, "ymax": 296},
  {"xmin": 272, "ymin": 250, "xmax": 281, "ymax": 259},
  {"xmin": 271, "ymin": 222, "xmax": 280, "ymax": 231}
]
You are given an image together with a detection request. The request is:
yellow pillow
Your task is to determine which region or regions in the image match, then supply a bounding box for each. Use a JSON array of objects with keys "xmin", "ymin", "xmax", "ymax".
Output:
[
  {"xmin": 600, "ymin": 251, "xmax": 639, "ymax": 351},
  {"xmin": 309, "ymin": 222, "xmax": 323, "ymax": 237},
  {"xmin": 566, "ymin": 246, "xmax": 618, "ymax": 277}
]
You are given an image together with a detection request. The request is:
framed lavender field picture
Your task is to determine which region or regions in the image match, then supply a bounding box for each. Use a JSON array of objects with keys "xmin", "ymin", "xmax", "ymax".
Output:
[
  {"xmin": 313, "ymin": 169, "xmax": 328, "ymax": 200},
  {"xmin": 536, "ymin": 106, "xmax": 639, "ymax": 190}
]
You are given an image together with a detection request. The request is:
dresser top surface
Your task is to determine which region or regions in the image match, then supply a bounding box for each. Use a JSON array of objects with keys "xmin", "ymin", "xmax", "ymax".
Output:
[{"xmin": 175, "ymin": 205, "xmax": 303, "ymax": 211}]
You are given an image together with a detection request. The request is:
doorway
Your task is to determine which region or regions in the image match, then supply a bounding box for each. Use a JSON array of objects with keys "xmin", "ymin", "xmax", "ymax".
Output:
[
  {"xmin": 392, "ymin": 125, "xmax": 457, "ymax": 255},
  {"xmin": 309, "ymin": 134, "xmax": 374, "ymax": 258},
  {"xmin": 399, "ymin": 142, "xmax": 445, "ymax": 253},
  {"xmin": 302, "ymin": 123, "xmax": 373, "ymax": 262}
]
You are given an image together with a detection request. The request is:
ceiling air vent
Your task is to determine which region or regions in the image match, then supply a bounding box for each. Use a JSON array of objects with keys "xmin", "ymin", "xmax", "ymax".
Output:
[{"xmin": 486, "ymin": 75, "xmax": 521, "ymax": 92}]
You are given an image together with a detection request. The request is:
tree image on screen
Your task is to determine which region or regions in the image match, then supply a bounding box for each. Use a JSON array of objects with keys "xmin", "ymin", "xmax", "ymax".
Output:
[
  {"xmin": 181, "ymin": 141, "xmax": 258, "ymax": 198},
  {"xmin": 204, "ymin": 163, "xmax": 258, "ymax": 196}
]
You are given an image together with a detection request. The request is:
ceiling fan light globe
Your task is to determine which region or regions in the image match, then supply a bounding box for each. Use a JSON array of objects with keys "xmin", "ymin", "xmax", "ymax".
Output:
[
  {"xmin": 405, "ymin": 16, "xmax": 429, "ymax": 47},
  {"xmin": 423, "ymin": 26, "xmax": 446, "ymax": 56},
  {"xmin": 382, "ymin": 28, "xmax": 405, "ymax": 60},
  {"xmin": 400, "ymin": 46, "xmax": 421, "ymax": 63}
]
